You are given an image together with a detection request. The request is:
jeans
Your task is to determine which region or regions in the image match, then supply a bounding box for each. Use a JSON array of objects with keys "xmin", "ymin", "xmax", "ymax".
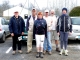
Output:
[
  {"xmin": 60, "ymin": 31, "xmax": 68, "ymax": 50},
  {"xmin": 43, "ymin": 32, "xmax": 52, "ymax": 52}
]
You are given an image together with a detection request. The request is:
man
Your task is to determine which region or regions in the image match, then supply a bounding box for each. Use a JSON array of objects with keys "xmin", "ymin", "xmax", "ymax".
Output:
[
  {"xmin": 50, "ymin": 9, "xmax": 60, "ymax": 52},
  {"xmin": 57, "ymin": 8, "xmax": 72, "ymax": 56},
  {"xmin": 43, "ymin": 9, "xmax": 52, "ymax": 55},
  {"xmin": 26, "ymin": 8, "xmax": 37, "ymax": 54},
  {"xmin": 9, "ymin": 11, "xmax": 25, "ymax": 55}
]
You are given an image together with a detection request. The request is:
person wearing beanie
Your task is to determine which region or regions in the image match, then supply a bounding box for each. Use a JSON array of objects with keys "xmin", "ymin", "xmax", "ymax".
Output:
[
  {"xmin": 33, "ymin": 12, "xmax": 47, "ymax": 58},
  {"xmin": 50, "ymin": 9, "xmax": 60, "ymax": 52},
  {"xmin": 57, "ymin": 8, "xmax": 72, "ymax": 56}
]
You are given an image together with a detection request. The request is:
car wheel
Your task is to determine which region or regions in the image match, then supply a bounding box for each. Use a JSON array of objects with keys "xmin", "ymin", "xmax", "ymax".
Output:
[{"xmin": 1, "ymin": 33, "xmax": 6, "ymax": 43}]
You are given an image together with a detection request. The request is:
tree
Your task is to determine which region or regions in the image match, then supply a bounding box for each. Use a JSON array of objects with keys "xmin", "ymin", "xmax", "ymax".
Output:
[{"xmin": 69, "ymin": 6, "xmax": 80, "ymax": 16}]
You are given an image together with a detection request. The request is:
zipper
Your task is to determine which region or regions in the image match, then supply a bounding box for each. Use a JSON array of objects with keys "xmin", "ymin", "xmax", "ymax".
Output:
[{"xmin": 64, "ymin": 16, "xmax": 65, "ymax": 32}]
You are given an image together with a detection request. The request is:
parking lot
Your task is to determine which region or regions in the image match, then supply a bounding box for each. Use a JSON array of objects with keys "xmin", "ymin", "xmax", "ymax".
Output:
[{"xmin": 0, "ymin": 36, "xmax": 80, "ymax": 60}]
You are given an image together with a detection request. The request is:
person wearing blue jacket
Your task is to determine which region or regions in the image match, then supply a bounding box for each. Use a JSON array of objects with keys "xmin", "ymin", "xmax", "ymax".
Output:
[
  {"xmin": 33, "ymin": 12, "xmax": 47, "ymax": 58},
  {"xmin": 57, "ymin": 8, "xmax": 72, "ymax": 56},
  {"xmin": 9, "ymin": 11, "xmax": 25, "ymax": 55}
]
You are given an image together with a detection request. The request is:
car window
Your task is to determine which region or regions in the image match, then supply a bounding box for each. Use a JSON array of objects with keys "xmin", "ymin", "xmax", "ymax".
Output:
[
  {"xmin": 1, "ymin": 18, "xmax": 8, "ymax": 25},
  {"xmin": 71, "ymin": 18, "xmax": 80, "ymax": 25}
]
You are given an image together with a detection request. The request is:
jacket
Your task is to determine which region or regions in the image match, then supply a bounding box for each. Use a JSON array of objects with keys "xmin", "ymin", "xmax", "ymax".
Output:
[
  {"xmin": 57, "ymin": 14, "xmax": 72, "ymax": 32},
  {"xmin": 33, "ymin": 18, "xmax": 47, "ymax": 38},
  {"xmin": 9, "ymin": 16, "xmax": 25, "ymax": 35}
]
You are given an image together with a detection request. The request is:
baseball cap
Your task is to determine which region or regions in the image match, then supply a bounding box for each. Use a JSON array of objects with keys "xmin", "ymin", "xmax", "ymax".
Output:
[{"xmin": 45, "ymin": 9, "xmax": 49, "ymax": 12}]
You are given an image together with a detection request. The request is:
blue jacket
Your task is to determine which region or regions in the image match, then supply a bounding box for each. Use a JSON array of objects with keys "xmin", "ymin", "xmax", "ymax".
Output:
[
  {"xmin": 9, "ymin": 16, "xmax": 25, "ymax": 35},
  {"xmin": 57, "ymin": 14, "xmax": 72, "ymax": 32},
  {"xmin": 33, "ymin": 18, "xmax": 47, "ymax": 38}
]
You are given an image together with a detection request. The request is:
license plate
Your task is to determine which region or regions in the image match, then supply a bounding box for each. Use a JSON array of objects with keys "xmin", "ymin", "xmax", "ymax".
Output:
[{"xmin": 23, "ymin": 36, "xmax": 27, "ymax": 38}]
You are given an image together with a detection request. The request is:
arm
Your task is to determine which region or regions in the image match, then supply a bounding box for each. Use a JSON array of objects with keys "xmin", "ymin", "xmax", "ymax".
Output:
[
  {"xmin": 69, "ymin": 17, "xmax": 72, "ymax": 32},
  {"xmin": 44, "ymin": 20, "xmax": 47, "ymax": 38},
  {"xmin": 21, "ymin": 18, "xmax": 25, "ymax": 32},
  {"xmin": 9, "ymin": 18, "xmax": 13, "ymax": 33},
  {"xmin": 33, "ymin": 21, "xmax": 36, "ymax": 39}
]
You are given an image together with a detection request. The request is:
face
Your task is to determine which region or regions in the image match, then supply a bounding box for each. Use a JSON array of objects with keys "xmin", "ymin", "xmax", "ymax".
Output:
[
  {"xmin": 38, "ymin": 15, "xmax": 43, "ymax": 19},
  {"xmin": 45, "ymin": 12, "xmax": 49, "ymax": 16},
  {"xmin": 62, "ymin": 10, "xmax": 67, "ymax": 14},
  {"xmin": 51, "ymin": 11, "xmax": 54, "ymax": 16},
  {"xmin": 32, "ymin": 10, "xmax": 36, "ymax": 16},
  {"xmin": 14, "ymin": 12, "xmax": 19, "ymax": 17}
]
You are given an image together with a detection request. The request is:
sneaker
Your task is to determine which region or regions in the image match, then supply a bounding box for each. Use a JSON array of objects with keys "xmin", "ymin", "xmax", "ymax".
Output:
[
  {"xmin": 12, "ymin": 51, "xmax": 16, "ymax": 55},
  {"xmin": 18, "ymin": 50, "xmax": 23, "ymax": 54},
  {"xmin": 56, "ymin": 48, "xmax": 60, "ymax": 52},
  {"xmin": 59, "ymin": 49, "xmax": 64, "ymax": 55},
  {"xmin": 26, "ymin": 51, "xmax": 31, "ymax": 54},
  {"xmin": 36, "ymin": 52, "xmax": 39, "ymax": 58},
  {"xmin": 39, "ymin": 52, "xmax": 43, "ymax": 58},
  {"xmin": 43, "ymin": 50, "xmax": 46, "ymax": 55},
  {"xmin": 48, "ymin": 51, "xmax": 52, "ymax": 55},
  {"xmin": 64, "ymin": 50, "xmax": 68, "ymax": 56}
]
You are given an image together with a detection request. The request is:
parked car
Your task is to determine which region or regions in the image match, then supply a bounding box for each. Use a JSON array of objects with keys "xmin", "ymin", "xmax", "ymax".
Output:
[
  {"xmin": 0, "ymin": 17, "xmax": 10, "ymax": 43},
  {"xmin": 68, "ymin": 17, "xmax": 80, "ymax": 40}
]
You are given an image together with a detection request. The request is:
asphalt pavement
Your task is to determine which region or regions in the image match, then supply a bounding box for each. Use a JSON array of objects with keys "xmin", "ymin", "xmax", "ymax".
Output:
[{"xmin": 0, "ymin": 37, "xmax": 80, "ymax": 60}]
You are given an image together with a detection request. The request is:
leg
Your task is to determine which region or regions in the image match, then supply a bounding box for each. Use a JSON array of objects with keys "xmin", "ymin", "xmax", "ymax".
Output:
[
  {"xmin": 47, "ymin": 32, "xmax": 52, "ymax": 54},
  {"xmin": 35, "ymin": 35, "xmax": 41, "ymax": 58},
  {"xmin": 27, "ymin": 31, "xmax": 33, "ymax": 53},
  {"xmin": 59, "ymin": 31, "xmax": 64, "ymax": 55},
  {"xmin": 64, "ymin": 32, "xmax": 68, "ymax": 56}
]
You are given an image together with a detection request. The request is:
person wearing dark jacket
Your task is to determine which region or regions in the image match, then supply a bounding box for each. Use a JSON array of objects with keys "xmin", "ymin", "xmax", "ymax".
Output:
[
  {"xmin": 9, "ymin": 11, "xmax": 25, "ymax": 55},
  {"xmin": 33, "ymin": 12, "xmax": 47, "ymax": 58},
  {"xmin": 57, "ymin": 8, "xmax": 72, "ymax": 56}
]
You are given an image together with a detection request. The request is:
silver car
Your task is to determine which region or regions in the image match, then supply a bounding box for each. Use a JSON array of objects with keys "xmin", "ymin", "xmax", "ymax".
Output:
[
  {"xmin": 0, "ymin": 17, "xmax": 10, "ymax": 43},
  {"xmin": 68, "ymin": 17, "xmax": 80, "ymax": 40}
]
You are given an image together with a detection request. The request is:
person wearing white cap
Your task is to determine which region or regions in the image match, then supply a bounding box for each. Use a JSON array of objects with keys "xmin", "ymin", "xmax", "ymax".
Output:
[
  {"xmin": 50, "ymin": 9, "xmax": 60, "ymax": 52},
  {"xmin": 26, "ymin": 8, "xmax": 37, "ymax": 54},
  {"xmin": 9, "ymin": 10, "xmax": 25, "ymax": 55},
  {"xmin": 43, "ymin": 9, "xmax": 52, "ymax": 55}
]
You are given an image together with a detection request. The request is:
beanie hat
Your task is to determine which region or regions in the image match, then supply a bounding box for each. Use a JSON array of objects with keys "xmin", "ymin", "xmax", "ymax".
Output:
[{"xmin": 62, "ymin": 8, "xmax": 67, "ymax": 12}]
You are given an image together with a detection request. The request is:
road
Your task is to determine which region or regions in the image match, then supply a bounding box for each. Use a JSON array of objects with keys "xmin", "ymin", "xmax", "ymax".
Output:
[{"xmin": 0, "ymin": 37, "xmax": 80, "ymax": 60}]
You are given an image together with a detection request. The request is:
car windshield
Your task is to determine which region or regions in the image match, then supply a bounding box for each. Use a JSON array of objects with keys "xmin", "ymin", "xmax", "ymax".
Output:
[{"xmin": 71, "ymin": 17, "xmax": 80, "ymax": 25}]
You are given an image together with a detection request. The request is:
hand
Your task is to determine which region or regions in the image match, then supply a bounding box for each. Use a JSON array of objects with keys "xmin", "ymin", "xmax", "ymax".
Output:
[
  {"xmin": 69, "ymin": 32, "xmax": 72, "ymax": 35},
  {"xmin": 57, "ymin": 32, "xmax": 60, "ymax": 36},
  {"xmin": 11, "ymin": 33, "xmax": 14, "ymax": 36},
  {"xmin": 22, "ymin": 32, "xmax": 24, "ymax": 35}
]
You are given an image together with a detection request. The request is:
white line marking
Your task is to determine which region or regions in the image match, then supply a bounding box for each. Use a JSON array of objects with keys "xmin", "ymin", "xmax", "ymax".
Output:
[{"xmin": 6, "ymin": 47, "xmax": 12, "ymax": 54}]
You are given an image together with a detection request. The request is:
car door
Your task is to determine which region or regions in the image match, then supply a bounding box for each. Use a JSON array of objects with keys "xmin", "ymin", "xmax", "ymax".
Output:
[{"xmin": 1, "ymin": 18, "xmax": 10, "ymax": 36}]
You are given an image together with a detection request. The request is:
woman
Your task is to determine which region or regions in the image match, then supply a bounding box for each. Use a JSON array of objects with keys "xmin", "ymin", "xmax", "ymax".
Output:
[{"xmin": 33, "ymin": 12, "xmax": 47, "ymax": 58}]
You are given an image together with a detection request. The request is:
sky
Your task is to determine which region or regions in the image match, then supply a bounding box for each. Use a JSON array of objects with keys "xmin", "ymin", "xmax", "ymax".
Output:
[{"xmin": 0, "ymin": 0, "xmax": 80, "ymax": 10}]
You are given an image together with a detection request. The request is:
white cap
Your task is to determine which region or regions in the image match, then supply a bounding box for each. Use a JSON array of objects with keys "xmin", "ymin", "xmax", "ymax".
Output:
[
  {"xmin": 32, "ymin": 8, "xmax": 36, "ymax": 10},
  {"xmin": 45, "ymin": 9, "xmax": 49, "ymax": 12}
]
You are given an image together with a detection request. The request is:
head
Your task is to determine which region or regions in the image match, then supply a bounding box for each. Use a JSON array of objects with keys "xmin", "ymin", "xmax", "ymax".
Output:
[
  {"xmin": 14, "ymin": 11, "xmax": 19, "ymax": 18},
  {"xmin": 32, "ymin": 8, "xmax": 36, "ymax": 17},
  {"xmin": 37, "ymin": 12, "xmax": 43, "ymax": 19},
  {"xmin": 50, "ymin": 9, "xmax": 55, "ymax": 16},
  {"xmin": 62, "ymin": 8, "xmax": 67, "ymax": 14},
  {"xmin": 44, "ymin": 9, "xmax": 49, "ymax": 17}
]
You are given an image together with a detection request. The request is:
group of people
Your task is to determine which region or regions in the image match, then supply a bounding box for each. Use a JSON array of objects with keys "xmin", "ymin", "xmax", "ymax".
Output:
[{"xmin": 9, "ymin": 7, "xmax": 72, "ymax": 58}]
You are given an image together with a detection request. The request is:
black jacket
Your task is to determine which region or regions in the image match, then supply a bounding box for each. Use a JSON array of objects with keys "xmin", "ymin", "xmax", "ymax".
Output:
[
  {"xmin": 33, "ymin": 18, "xmax": 47, "ymax": 38},
  {"xmin": 57, "ymin": 14, "xmax": 72, "ymax": 32},
  {"xmin": 9, "ymin": 16, "xmax": 25, "ymax": 35}
]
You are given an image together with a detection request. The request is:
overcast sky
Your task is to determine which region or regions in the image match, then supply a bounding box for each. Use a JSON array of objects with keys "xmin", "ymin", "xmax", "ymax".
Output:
[{"xmin": 0, "ymin": 0, "xmax": 80, "ymax": 10}]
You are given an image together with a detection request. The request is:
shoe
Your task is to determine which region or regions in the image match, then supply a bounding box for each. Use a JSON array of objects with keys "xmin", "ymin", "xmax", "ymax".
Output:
[
  {"xmin": 18, "ymin": 50, "xmax": 23, "ymax": 54},
  {"xmin": 59, "ymin": 49, "xmax": 64, "ymax": 55},
  {"xmin": 36, "ymin": 52, "xmax": 39, "ymax": 58},
  {"xmin": 56, "ymin": 48, "xmax": 60, "ymax": 52},
  {"xmin": 26, "ymin": 51, "xmax": 31, "ymax": 54},
  {"xmin": 64, "ymin": 50, "xmax": 68, "ymax": 56},
  {"xmin": 39, "ymin": 52, "xmax": 43, "ymax": 58},
  {"xmin": 48, "ymin": 51, "xmax": 52, "ymax": 55},
  {"xmin": 12, "ymin": 51, "xmax": 16, "ymax": 55},
  {"xmin": 43, "ymin": 50, "xmax": 46, "ymax": 55}
]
